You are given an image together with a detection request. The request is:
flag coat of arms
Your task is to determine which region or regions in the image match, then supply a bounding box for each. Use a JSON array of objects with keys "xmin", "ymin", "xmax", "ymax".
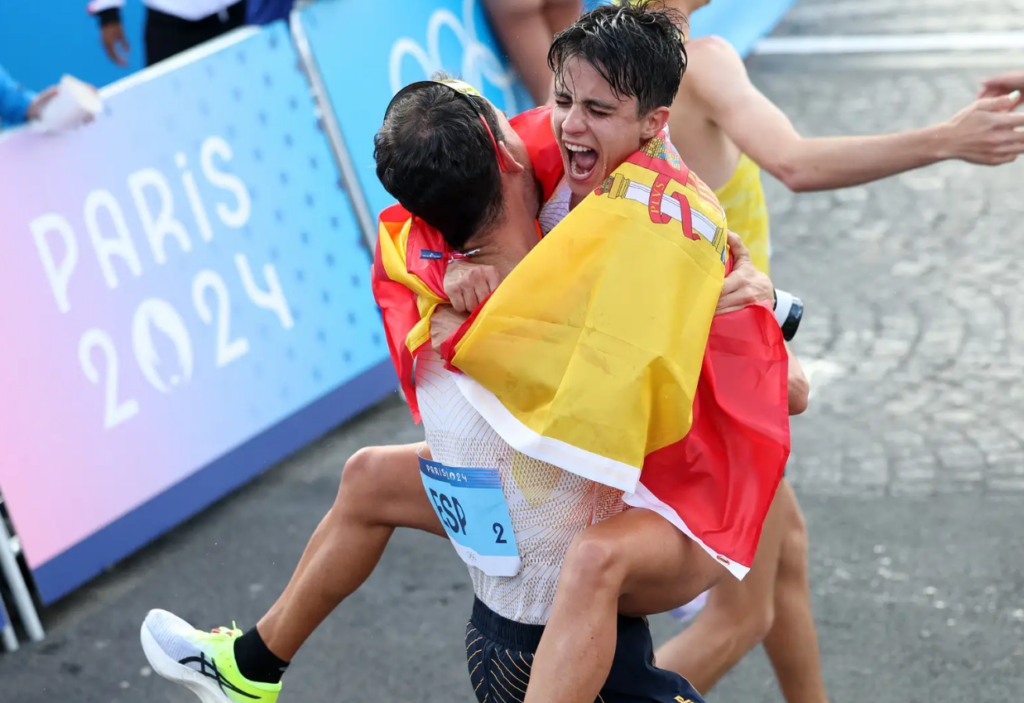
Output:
[{"xmin": 372, "ymin": 106, "xmax": 789, "ymax": 577}]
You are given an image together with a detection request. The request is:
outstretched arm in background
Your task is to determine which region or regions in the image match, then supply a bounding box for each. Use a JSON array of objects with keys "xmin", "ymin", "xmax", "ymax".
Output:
[
  {"xmin": 688, "ymin": 37, "xmax": 1024, "ymax": 193},
  {"xmin": 0, "ymin": 64, "xmax": 54, "ymax": 126},
  {"xmin": 978, "ymin": 71, "xmax": 1024, "ymax": 98}
]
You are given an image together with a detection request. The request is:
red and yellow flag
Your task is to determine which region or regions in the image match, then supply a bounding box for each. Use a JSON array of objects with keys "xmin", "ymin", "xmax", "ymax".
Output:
[
  {"xmin": 370, "ymin": 107, "xmax": 562, "ymax": 422},
  {"xmin": 372, "ymin": 107, "xmax": 789, "ymax": 577}
]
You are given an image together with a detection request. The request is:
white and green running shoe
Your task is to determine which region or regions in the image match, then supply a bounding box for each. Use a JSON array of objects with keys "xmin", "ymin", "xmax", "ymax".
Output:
[{"xmin": 141, "ymin": 609, "xmax": 281, "ymax": 703}]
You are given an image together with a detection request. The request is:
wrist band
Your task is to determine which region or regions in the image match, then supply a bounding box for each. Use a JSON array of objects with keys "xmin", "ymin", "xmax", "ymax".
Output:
[
  {"xmin": 773, "ymin": 289, "xmax": 793, "ymax": 328},
  {"xmin": 773, "ymin": 289, "xmax": 803, "ymax": 341}
]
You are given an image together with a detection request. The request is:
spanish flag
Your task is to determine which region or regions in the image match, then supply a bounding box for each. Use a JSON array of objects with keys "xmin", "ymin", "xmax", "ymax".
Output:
[
  {"xmin": 373, "ymin": 107, "xmax": 789, "ymax": 577},
  {"xmin": 371, "ymin": 107, "xmax": 562, "ymax": 422}
]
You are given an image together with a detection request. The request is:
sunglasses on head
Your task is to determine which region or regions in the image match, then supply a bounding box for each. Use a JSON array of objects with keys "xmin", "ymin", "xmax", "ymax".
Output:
[{"xmin": 384, "ymin": 78, "xmax": 507, "ymax": 173}]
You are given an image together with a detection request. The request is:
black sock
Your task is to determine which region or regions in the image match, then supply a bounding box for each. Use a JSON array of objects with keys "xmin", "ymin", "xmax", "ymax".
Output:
[{"xmin": 233, "ymin": 627, "xmax": 290, "ymax": 684}]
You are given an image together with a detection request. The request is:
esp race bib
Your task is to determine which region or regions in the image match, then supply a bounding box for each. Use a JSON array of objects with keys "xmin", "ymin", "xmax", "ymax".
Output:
[{"xmin": 418, "ymin": 456, "xmax": 520, "ymax": 577}]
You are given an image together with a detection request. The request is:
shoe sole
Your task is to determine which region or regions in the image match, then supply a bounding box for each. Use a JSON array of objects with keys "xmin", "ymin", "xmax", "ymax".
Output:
[{"xmin": 140, "ymin": 622, "xmax": 231, "ymax": 703}]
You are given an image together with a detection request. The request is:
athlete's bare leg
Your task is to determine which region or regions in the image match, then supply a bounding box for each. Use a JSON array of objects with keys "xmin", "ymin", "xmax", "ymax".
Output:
[
  {"xmin": 256, "ymin": 443, "xmax": 444, "ymax": 661},
  {"xmin": 541, "ymin": 0, "xmax": 582, "ymax": 38},
  {"xmin": 482, "ymin": 0, "xmax": 581, "ymax": 105},
  {"xmin": 653, "ymin": 480, "xmax": 795, "ymax": 694},
  {"xmin": 254, "ymin": 336, "xmax": 803, "ymax": 679},
  {"xmin": 523, "ymin": 508, "xmax": 726, "ymax": 703},
  {"xmin": 763, "ymin": 484, "xmax": 829, "ymax": 703}
]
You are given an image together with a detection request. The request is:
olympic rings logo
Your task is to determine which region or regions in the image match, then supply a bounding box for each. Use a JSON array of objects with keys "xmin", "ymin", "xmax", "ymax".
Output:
[{"xmin": 388, "ymin": 0, "xmax": 520, "ymax": 114}]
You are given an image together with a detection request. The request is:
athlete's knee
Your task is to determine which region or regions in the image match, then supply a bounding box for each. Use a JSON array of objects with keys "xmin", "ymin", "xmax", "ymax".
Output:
[
  {"xmin": 334, "ymin": 447, "xmax": 388, "ymax": 514},
  {"xmin": 778, "ymin": 508, "xmax": 810, "ymax": 578},
  {"xmin": 561, "ymin": 529, "xmax": 629, "ymax": 594},
  {"xmin": 704, "ymin": 575, "xmax": 776, "ymax": 648},
  {"xmin": 338, "ymin": 446, "xmax": 376, "ymax": 490},
  {"xmin": 717, "ymin": 589, "xmax": 775, "ymax": 648},
  {"xmin": 746, "ymin": 598, "xmax": 776, "ymax": 646}
]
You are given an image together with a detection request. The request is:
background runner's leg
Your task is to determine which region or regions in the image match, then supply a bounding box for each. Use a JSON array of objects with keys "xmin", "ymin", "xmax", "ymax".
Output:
[
  {"xmin": 482, "ymin": 0, "xmax": 581, "ymax": 105},
  {"xmin": 653, "ymin": 480, "xmax": 791, "ymax": 693},
  {"xmin": 763, "ymin": 483, "xmax": 829, "ymax": 703}
]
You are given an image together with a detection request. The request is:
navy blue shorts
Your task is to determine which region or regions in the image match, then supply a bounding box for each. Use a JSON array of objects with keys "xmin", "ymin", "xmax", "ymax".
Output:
[{"xmin": 465, "ymin": 598, "xmax": 706, "ymax": 703}]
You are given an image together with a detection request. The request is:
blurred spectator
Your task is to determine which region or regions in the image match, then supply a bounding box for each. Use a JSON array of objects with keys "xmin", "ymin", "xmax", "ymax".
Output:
[
  {"xmin": 88, "ymin": 1, "xmax": 247, "ymax": 67},
  {"xmin": 482, "ymin": 0, "xmax": 581, "ymax": 105},
  {"xmin": 0, "ymin": 65, "xmax": 57, "ymax": 129}
]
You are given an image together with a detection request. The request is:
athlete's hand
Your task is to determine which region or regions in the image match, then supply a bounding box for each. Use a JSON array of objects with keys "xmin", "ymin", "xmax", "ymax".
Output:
[
  {"xmin": 430, "ymin": 305, "xmax": 469, "ymax": 354},
  {"xmin": 942, "ymin": 92, "xmax": 1024, "ymax": 165},
  {"xmin": 717, "ymin": 232, "xmax": 774, "ymax": 315},
  {"xmin": 25, "ymin": 87, "xmax": 59, "ymax": 121},
  {"xmin": 786, "ymin": 343, "xmax": 809, "ymax": 416},
  {"xmin": 101, "ymin": 21, "xmax": 131, "ymax": 67},
  {"xmin": 444, "ymin": 259, "xmax": 501, "ymax": 313},
  {"xmin": 978, "ymin": 71, "xmax": 1024, "ymax": 99}
]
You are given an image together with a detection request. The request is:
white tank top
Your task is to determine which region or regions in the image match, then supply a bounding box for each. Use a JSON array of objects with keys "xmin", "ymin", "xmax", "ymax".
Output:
[
  {"xmin": 538, "ymin": 177, "xmax": 573, "ymax": 236},
  {"xmin": 416, "ymin": 352, "xmax": 625, "ymax": 624}
]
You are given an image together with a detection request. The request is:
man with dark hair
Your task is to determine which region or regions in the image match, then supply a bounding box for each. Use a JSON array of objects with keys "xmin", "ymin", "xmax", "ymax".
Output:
[
  {"xmin": 141, "ymin": 76, "xmax": 781, "ymax": 703},
  {"xmin": 374, "ymin": 82, "xmax": 510, "ymax": 251},
  {"xmin": 371, "ymin": 5, "xmax": 792, "ymax": 703},
  {"xmin": 140, "ymin": 5, "xmax": 797, "ymax": 703}
]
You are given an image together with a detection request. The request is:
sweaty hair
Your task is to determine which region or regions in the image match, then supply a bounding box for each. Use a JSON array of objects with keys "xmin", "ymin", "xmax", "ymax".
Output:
[
  {"xmin": 547, "ymin": 1, "xmax": 687, "ymax": 116},
  {"xmin": 373, "ymin": 77, "xmax": 506, "ymax": 251}
]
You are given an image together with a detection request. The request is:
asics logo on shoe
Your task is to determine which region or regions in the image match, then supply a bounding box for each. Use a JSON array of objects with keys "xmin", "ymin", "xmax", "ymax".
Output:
[{"xmin": 179, "ymin": 652, "xmax": 260, "ymax": 700}]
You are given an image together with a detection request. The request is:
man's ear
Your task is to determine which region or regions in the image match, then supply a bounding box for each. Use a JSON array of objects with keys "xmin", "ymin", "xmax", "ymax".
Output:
[
  {"xmin": 640, "ymin": 106, "xmax": 671, "ymax": 140},
  {"xmin": 498, "ymin": 141, "xmax": 526, "ymax": 175}
]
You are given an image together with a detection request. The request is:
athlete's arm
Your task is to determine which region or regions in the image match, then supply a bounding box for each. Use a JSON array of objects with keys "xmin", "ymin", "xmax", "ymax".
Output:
[
  {"xmin": 978, "ymin": 71, "xmax": 1024, "ymax": 98},
  {"xmin": 445, "ymin": 232, "xmax": 778, "ymax": 315},
  {"xmin": 688, "ymin": 37, "xmax": 1024, "ymax": 193},
  {"xmin": 444, "ymin": 259, "xmax": 500, "ymax": 313},
  {"xmin": 787, "ymin": 344, "xmax": 809, "ymax": 416}
]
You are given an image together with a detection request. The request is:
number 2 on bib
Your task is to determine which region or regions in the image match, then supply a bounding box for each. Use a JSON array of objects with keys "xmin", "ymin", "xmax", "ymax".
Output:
[{"xmin": 418, "ymin": 457, "xmax": 520, "ymax": 577}]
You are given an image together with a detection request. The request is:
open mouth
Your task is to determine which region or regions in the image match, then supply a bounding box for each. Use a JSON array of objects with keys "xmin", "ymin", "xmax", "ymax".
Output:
[{"xmin": 565, "ymin": 142, "xmax": 598, "ymax": 182}]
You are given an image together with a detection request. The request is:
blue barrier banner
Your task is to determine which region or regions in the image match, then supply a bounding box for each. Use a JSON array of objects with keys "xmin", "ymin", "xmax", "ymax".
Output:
[
  {"xmin": 296, "ymin": 0, "xmax": 534, "ymax": 221},
  {"xmin": 689, "ymin": 0, "xmax": 798, "ymax": 56},
  {"xmin": 0, "ymin": 0, "xmax": 795, "ymax": 107},
  {"xmin": 0, "ymin": 23, "xmax": 394, "ymax": 603}
]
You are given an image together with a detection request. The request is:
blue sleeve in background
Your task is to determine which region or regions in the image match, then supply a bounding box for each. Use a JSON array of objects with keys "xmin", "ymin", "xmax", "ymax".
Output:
[
  {"xmin": 246, "ymin": 0, "xmax": 294, "ymax": 26},
  {"xmin": 0, "ymin": 63, "xmax": 36, "ymax": 127}
]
